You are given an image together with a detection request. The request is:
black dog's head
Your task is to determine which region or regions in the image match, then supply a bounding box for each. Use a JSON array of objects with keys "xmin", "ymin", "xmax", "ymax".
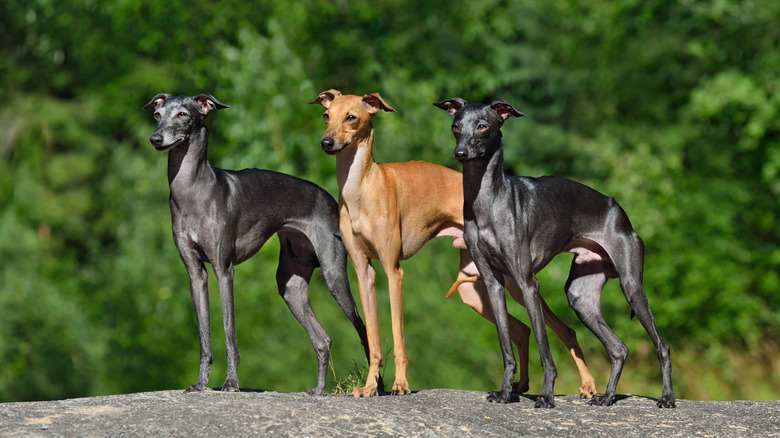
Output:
[
  {"xmin": 434, "ymin": 99, "xmax": 526, "ymax": 162},
  {"xmin": 143, "ymin": 94, "xmax": 229, "ymax": 152}
]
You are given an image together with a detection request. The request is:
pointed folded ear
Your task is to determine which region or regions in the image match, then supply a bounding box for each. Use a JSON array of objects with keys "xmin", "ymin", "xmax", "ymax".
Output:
[
  {"xmin": 490, "ymin": 101, "xmax": 527, "ymax": 120},
  {"xmin": 309, "ymin": 89, "xmax": 343, "ymax": 108},
  {"xmin": 192, "ymin": 94, "xmax": 230, "ymax": 116},
  {"xmin": 143, "ymin": 93, "xmax": 172, "ymax": 110},
  {"xmin": 433, "ymin": 98, "xmax": 467, "ymax": 117},
  {"xmin": 362, "ymin": 93, "xmax": 397, "ymax": 114}
]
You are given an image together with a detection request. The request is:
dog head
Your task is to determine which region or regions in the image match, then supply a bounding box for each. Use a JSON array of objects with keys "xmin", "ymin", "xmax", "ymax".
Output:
[
  {"xmin": 434, "ymin": 99, "xmax": 525, "ymax": 162},
  {"xmin": 310, "ymin": 89, "xmax": 396, "ymax": 155},
  {"xmin": 143, "ymin": 94, "xmax": 229, "ymax": 152}
]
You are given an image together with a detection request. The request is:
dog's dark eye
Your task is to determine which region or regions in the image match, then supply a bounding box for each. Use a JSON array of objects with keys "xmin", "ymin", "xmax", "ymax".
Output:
[
  {"xmin": 323, "ymin": 113, "xmax": 330, "ymax": 123},
  {"xmin": 477, "ymin": 124, "xmax": 487, "ymax": 131},
  {"xmin": 154, "ymin": 113, "xmax": 161, "ymax": 120},
  {"xmin": 451, "ymin": 125, "xmax": 459, "ymax": 134},
  {"xmin": 345, "ymin": 115, "xmax": 357, "ymax": 122},
  {"xmin": 178, "ymin": 112, "xmax": 187, "ymax": 119}
]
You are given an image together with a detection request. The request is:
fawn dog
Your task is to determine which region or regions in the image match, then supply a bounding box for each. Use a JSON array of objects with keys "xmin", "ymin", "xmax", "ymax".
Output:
[{"xmin": 310, "ymin": 90, "xmax": 597, "ymax": 398}]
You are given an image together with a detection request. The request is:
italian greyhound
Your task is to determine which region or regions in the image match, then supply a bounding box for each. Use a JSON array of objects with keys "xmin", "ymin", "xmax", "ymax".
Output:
[
  {"xmin": 434, "ymin": 98, "xmax": 676, "ymax": 408},
  {"xmin": 309, "ymin": 89, "xmax": 598, "ymax": 398},
  {"xmin": 143, "ymin": 93, "xmax": 371, "ymax": 395}
]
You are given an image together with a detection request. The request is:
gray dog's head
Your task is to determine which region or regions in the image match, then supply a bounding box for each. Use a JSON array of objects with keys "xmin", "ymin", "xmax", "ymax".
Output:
[
  {"xmin": 434, "ymin": 99, "xmax": 526, "ymax": 162},
  {"xmin": 143, "ymin": 94, "xmax": 229, "ymax": 151}
]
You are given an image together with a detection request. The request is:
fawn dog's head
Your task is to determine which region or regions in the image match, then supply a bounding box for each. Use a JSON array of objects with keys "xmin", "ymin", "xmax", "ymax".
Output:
[{"xmin": 310, "ymin": 89, "xmax": 396, "ymax": 155}]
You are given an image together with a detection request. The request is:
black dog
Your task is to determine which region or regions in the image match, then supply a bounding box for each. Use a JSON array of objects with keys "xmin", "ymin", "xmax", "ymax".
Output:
[
  {"xmin": 434, "ymin": 98, "xmax": 675, "ymax": 408},
  {"xmin": 144, "ymin": 93, "xmax": 370, "ymax": 395}
]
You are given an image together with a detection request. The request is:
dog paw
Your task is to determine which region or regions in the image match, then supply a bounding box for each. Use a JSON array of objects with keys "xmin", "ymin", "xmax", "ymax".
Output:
[
  {"xmin": 391, "ymin": 381, "xmax": 411, "ymax": 395},
  {"xmin": 512, "ymin": 380, "xmax": 530, "ymax": 394},
  {"xmin": 306, "ymin": 387, "xmax": 325, "ymax": 397},
  {"xmin": 487, "ymin": 390, "xmax": 510, "ymax": 404},
  {"xmin": 184, "ymin": 383, "xmax": 207, "ymax": 393},
  {"xmin": 579, "ymin": 381, "xmax": 597, "ymax": 399},
  {"xmin": 221, "ymin": 379, "xmax": 240, "ymax": 392},
  {"xmin": 589, "ymin": 393, "xmax": 615, "ymax": 406},
  {"xmin": 534, "ymin": 395, "xmax": 555, "ymax": 408},
  {"xmin": 656, "ymin": 395, "xmax": 676, "ymax": 408},
  {"xmin": 352, "ymin": 385, "xmax": 378, "ymax": 398}
]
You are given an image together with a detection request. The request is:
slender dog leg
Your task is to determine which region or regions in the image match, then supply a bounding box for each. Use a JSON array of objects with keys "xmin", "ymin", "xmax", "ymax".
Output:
[
  {"xmin": 515, "ymin": 273, "xmax": 557, "ymax": 408},
  {"xmin": 621, "ymin": 278, "xmax": 675, "ymax": 408},
  {"xmin": 564, "ymin": 263, "xmax": 626, "ymax": 406},
  {"xmin": 477, "ymin": 266, "xmax": 516, "ymax": 404},
  {"xmin": 276, "ymin": 241, "xmax": 332, "ymax": 396},
  {"xmin": 382, "ymin": 259, "xmax": 410, "ymax": 395},
  {"xmin": 455, "ymin": 281, "xmax": 531, "ymax": 394},
  {"xmin": 503, "ymin": 278, "xmax": 597, "ymax": 398},
  {"xmin": 455, "ymin": 252, "xmax": 530, "ymax": 393},
  {"xmin": 350, "ymin": 252, "xmax": 383, "ymax": 397},
  {"xmin": 181, "ymin": 252, "xmax": 212, "ymax": 392},
  {"xmin": 214, "ymin": 264, "xmax": 240, "ymax": 392},
  {"xmin": 609, "ymin": 234, "xmax": 675, "ymax": 408},
  {"xmin": 315, "ymin": 234, "xmax": 373, "ymax": 365}
]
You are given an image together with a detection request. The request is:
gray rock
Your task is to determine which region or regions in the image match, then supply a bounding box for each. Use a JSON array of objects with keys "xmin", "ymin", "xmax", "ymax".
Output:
[{"xmin": 2, "ymin": 389, "xmax": 778, "ymax": 437}]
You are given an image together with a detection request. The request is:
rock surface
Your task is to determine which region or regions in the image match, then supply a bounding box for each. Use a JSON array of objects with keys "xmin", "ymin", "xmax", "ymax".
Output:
[{"xmin": 2, "ymin": 389, "xmax": 779, "ymax": 437}]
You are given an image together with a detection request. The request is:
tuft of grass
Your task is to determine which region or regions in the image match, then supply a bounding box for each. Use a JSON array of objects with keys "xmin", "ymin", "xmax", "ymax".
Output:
[
  {"xmin": 330, "ymin": 347, "xmax": 392, "ymax": 395},
  {"xmin": 330, "ymin": 360, "xmax": 369, "ymax": 395}
]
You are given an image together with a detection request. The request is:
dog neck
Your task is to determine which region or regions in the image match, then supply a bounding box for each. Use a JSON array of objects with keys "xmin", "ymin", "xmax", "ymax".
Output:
[
  {"xmin": 335, "ymin": 125, "xmax": 378, "ymax": 203},
  {"xmin": 462, "ymin": 140, "xmax": 507, "ymax": 206},
  {"xmin": 167, "ymin": 126, "xmax": 214, "ymax": 190}
]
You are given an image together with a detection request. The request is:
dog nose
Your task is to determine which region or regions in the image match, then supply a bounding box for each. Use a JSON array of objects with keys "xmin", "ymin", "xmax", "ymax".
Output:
[
  {"xmin": 150, "ymin": 133, "xmax": 163, "ymax": 147},
  {"xmin": 454, "ymin": 147, "xmax": 468, "ymax": 160},
  {"xmin": 321, "ymin": 137, "xmax": 334, "ymax": 150}
]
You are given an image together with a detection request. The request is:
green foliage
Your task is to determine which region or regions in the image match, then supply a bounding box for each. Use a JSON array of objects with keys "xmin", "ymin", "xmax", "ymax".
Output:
[{"xmin": 2, "ymin": 0, "xmax": 780, "ymax": 402}]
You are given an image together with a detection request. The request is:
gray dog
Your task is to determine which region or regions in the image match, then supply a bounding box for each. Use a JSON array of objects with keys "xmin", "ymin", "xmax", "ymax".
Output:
[
  {"xmin": 435, "ymin": 98, "xmax": 675, "ymax": 408},
  {"xmin": 144, "ymin": 93, "xmax": 370, "ymax": 395}
]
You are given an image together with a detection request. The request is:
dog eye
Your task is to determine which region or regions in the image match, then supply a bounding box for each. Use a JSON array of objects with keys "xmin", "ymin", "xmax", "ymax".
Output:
[
  {"xmin": 451, "ymin": 125, "xmax": 459, "ymax": 133},
  {"xmin": 345, "ymin": 115, "xmax": 357, "ymax": 122},
  {"xmin": 323, "ymin": 113, "xmax": 330, "ymax": 123},
  {"xmin": 477, "ymin": 124, "xmax": 487, "ymax": 131},
  {"xmin": 177, "ymin": 112, "xmax": 187, "ymax": 118},
  {"xmin": 154, "ymin": 113, "xmax": 161, "ymax": 120}
]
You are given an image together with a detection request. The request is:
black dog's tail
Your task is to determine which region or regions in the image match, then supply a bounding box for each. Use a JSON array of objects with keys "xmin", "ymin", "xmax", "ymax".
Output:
[{"xmin": 285, "ymin": 237, "xmax": 321, "ymax": 268}]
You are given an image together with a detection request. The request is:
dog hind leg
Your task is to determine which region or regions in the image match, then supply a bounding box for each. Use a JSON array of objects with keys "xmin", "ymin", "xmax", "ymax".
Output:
[{"xmin": 276, "ymin": 231, "xmax": 331, "ymax": 396}]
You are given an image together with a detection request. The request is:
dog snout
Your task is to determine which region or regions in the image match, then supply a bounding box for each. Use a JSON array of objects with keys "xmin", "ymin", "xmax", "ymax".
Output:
[
  {"xmin": 150, "ymin": 133, "xmax": 164, "ymax": 148},
  {"xmin": 320, "ymin": 137, "xmax": 336, "ymax": 154},
  {"xmin": 454, "ymin": 145, "xmax": 469, "ymax": 161}
]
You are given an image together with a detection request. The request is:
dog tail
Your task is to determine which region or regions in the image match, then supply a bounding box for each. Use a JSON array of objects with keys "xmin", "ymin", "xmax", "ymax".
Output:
[
  {"xmin": 445, "ymin": 276, "xmax": 479, "ymax": 299},
  {"xmin": 286, "ymin": 238, "xmax": 321, "ymax": 268}
]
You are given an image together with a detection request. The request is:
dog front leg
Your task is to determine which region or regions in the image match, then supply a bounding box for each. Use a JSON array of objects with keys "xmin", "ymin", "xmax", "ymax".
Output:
[
  {"xmin": 478, "ymin": 266, "xmax": 515, "ymax": 403},
  {"xmin": 350, "ymin": 252, "xmax": 383, "ymax": 397},
  {"xmin": 517, "ymin": 272, "xmax": 557, "ymax": 408},
  {"xmin": 457, "ymin": 253, "xmax": 531, "ymax": 394},
  {"xmin": 182, "ymin": 255, "xmax": 212, "ymax": 392},
  {"xmin": 215, "ymin": 263, "xmax": 240, "ymax": 392},
  {"xmin": 382, "ymin": 259, "xmax": 410, "ymax": 395}
]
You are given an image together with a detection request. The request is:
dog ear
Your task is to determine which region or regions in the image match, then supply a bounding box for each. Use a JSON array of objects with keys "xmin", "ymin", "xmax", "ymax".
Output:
[
  {"xmin": 362, "ymin": 93, "xmax": 397, "ymax": 114},
  {"xmin": 309, "ymin": 89, "xmax": 342, "ymax": 108},
  {"xmin": 143, "ymin": 93, "xmax": 172, "ymax": 110},
  {"xmin": 193, "ymin": 94, "xmax": 230, "ymax": 115},
  {"xmin": 433, "ymin": 98, "xmax": 467, "ymax": 117},
  {"xmin": 490, "ymin": 101, "xmax": 527, "ymax": 121}
]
